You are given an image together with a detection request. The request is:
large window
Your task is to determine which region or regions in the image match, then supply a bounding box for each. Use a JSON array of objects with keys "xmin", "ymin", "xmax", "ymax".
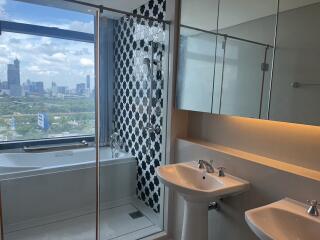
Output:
[{"xmin": 0, "ymin": 0, "xmax": 95, "ymax": 143}]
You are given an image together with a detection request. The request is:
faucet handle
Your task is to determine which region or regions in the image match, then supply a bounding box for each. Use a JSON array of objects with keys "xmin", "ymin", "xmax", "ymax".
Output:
[
  {"xmin": 217, "ymin": 167, "xmax": 226, "ymax": 177},
  {"xmin": 307, "ymin": 200, "xmax": 320, "ymax": 206},
  {"xmin": 198, "ymin": 160, "xmax": 204, "ymax": 168},
  {"xmin": 307, "ymin": 200, "xmax": 319, "ymax": 217}
]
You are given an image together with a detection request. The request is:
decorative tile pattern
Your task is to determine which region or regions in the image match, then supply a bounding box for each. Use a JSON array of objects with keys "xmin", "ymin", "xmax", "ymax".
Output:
[{"xmin": 113, "ymin": 0, "xmax": 166, "ymax": 212}]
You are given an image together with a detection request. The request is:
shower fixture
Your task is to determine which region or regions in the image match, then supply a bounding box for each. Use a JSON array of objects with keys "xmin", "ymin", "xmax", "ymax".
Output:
[
  {"xmin": 143, "ymin": 57, "xmax": 162, "ymax": 71},
  {"xmin": 142, "ymin": 56, "xmax": 161, "ymax": 135},
  {"xmin": 141, "ymin": 42, "xmax": 162, "ymax": 162}
]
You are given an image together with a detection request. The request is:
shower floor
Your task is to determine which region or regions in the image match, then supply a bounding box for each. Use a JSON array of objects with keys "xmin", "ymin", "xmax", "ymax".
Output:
[{"xmin": 4, "ymin": 202, "xmax": 161, "ymax": 240}]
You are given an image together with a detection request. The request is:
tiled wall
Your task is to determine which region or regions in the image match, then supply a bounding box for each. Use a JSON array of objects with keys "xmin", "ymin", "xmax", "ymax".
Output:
[{"xmin": 113, "ymin": 0, "xmax": 167, "ymax": 212}]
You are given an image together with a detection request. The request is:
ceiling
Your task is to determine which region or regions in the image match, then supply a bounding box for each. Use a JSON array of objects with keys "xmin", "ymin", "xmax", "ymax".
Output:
[
  {"xmin": 87, "ymin": 0, "xmax": 149, "ymax": 12},
  {"xmin": 181, "ymin": 0, "xmax": 320, "ymax": 31},
  {"xmin": 20, "ymin": 0, "xmax": 149, "ymax": 18}
]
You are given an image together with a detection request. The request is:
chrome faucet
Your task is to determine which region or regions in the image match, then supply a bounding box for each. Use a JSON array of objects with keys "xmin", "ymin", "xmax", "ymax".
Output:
[
  {"xmin": 307, "ymin": 200, "xmax": 319, "ymax": 217},
  {"xmin": 198, "ymin": 160, "xmax": 214, "ymax": 173},
  {"xmin": 110, "ymin": 132, "xmax": 123, "ymax": 158},
  {"xmin": 217, "ymin": 167, "xmax": 226, "ymax": 177}
]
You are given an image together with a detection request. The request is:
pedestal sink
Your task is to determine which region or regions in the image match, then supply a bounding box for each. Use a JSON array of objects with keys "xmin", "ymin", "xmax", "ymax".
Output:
[
  {"xmin": 245, "ymin": 198, "xmax": 320, "ymax": 240},
  {"xmin": 156, "ymin": 162, "xmax": 249, "ymax": 240}
]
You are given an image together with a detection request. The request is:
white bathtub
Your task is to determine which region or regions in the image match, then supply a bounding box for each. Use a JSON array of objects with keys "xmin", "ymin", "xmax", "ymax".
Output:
[
  {"xmin": 0, "ymin": 147, "xmax": 134, "ymax": 181},
  {"xmin": 0, "ymin": 147, "xmax": 137, "ymax": 229}
]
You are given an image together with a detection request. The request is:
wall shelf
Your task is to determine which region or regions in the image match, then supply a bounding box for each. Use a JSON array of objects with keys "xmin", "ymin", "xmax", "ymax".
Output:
[{"xmin": 178, "ymin": 137, "xmax": 320, "ymax": 182}]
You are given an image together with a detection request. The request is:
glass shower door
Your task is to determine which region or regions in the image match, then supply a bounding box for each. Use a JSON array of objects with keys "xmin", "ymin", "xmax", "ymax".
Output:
[{"xmin": 98, "ymin": 10, "xmax": 168, "ymax": 240}]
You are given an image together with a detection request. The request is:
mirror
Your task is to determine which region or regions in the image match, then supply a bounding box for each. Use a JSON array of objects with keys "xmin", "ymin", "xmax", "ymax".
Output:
[
  {"xmin": 217, "ymin": 0, "xmax": 277, "ymax": 118},
  {"xmin": 268, "ymin": 0, "xmax": 320, "ymax": 126},
  {"xmin": 176, "ymin": 27, "xmax": 217, "ymax": 113},
  {"xmin": 176, "ymin": 0, "xmax": 219, "ymax": 113},
  {"xmin": 176, "ymin": 0, "xmax": 277, "ymax": 117},
  {"xmin": 177, "ymin": 0, "xmax": 320, "ymax": 127}
]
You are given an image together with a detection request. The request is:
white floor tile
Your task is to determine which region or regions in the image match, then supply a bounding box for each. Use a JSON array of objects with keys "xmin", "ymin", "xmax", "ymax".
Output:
[{"xmin": 5, "ymin": 204, "xmax": 156, "ymax": 240}]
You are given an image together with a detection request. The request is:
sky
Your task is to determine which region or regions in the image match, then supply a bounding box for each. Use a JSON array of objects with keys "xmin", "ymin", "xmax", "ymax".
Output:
[{"xmin": 0, "ymin": 0, "xmax": 95, "ymax": 89}]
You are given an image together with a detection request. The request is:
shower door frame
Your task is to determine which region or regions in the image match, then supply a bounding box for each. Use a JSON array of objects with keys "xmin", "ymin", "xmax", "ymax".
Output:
[{"xmin": 89, "ymin": 2, "xmax": 171, "ymax": 240}]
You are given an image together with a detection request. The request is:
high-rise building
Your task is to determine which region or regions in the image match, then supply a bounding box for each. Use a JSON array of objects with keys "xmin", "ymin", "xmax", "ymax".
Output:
[
  {"xmin": 86, "ymin": 75, "xmax": 90, "ymax": 90},
  {"xmin": 7, "ymin": 58, "xmax": 21, "ymax": 97},
  {"xmin": 51, "ymin": 81, "xmax": 57, "ymax": 97},
  {"xmin": 0, "ymin": 80, "xmax": 8, "ymax": 89},
  {"xmin": 30, "ymin": 82, "xmax": 44, "ymax": 94},
  {"xmin": 76, "ymin": 83, "xmax": 86, "ymax": 95},
  {"xmin": 57, "ymin": 86, "xmax": 67, "ymax": 95},
  {"xmin": 23, "ymin": 80, "xmax": 44, "ymax": 95},
  {"xmin": 38, "ymin": 113, "xmax": 50, "ymax": 131}
]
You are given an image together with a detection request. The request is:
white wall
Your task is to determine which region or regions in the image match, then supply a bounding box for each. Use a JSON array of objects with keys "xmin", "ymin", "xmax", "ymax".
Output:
[{"xmin": 189, "ymin": 113, "xmax": 320, "ymax": 171}]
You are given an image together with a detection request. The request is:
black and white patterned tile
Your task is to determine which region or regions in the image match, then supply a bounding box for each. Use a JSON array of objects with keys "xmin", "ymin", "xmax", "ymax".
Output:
[{"xmin": 113, "ymin": 0, "xmax": 166, "ymax": 213}]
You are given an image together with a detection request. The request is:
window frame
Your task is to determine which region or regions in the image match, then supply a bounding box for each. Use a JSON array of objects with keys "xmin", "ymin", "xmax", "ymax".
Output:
[
  {"xmin": 1, "ymin": 136, "xmax": 95, "ymax": 150},
  {"xmin": 0, "ymin": 18, "xmax": 96, "ymax": 149}
]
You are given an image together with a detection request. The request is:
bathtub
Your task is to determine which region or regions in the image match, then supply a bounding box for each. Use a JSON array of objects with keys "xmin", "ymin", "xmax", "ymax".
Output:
[
  {"xmin": 0, "ymin": 147, "xmax": 134, "ymax": 180},
  {"xmin": 0, "ymin": 147, "xmax": 137, "ymax": 230}
]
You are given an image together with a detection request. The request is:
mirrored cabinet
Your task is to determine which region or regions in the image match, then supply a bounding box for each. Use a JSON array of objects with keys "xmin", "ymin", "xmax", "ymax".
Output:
[
  {"xmin": 176, "ymin": 0, "xmax": 320, "ymax": 127},
  {"xmin": 269, "ymin": 1, "xmax": 320, "ymax": 126},
  {"xmin": 176, "ymin": 0, "xmax": 219, "ymax": 113}
]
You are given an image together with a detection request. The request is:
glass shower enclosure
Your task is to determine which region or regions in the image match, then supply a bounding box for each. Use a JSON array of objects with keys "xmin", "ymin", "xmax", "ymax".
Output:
[{"xmin": 0, "ymin": 0, "xmax": 168, "ymax": 239}]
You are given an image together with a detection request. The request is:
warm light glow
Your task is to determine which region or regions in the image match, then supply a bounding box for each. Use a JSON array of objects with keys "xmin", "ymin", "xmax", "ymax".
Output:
[{"xmin": 216, "ymin": 114, "xmax": 320, "ymax": 132}]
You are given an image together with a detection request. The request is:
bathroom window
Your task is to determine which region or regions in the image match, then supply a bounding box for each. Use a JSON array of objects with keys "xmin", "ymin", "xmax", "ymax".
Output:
[{"xmin": 0, "ymin": 0, "xmax": 95, "ymax": 143}]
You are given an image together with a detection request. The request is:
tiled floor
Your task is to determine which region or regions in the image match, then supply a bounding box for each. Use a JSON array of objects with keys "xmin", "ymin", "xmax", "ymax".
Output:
[{"xmin": 5, "ymin": 204, "xmax": 159, "ymax": 240}]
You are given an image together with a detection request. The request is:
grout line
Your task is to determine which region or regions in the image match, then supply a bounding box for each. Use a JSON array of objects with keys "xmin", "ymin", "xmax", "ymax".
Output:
[
  {"xmin": 5, "ymin": 203, "xmax": 132, "ymax": 235},
  {"xmin": 108, "ymin": 225, "xmax": 159, "ymax": 240},
  {"xmin": 5, "ymin": 202, "xmax": 158, "ymax": 240}
]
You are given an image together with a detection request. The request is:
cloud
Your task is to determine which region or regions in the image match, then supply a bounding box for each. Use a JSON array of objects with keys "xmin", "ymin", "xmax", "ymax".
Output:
[
  {"xmin": 37, "ymin": 70, "xmax": 59, "ymax": 76},
  {"xmin": 0, "ymin": 0, "xmax": 7, "ymax": 19},
  {"xmin": 0, "ymin": 2, "xmax": 95, "ymax": 88},
  {"xmin": 51, "ymin": 52, "xmax": 67, "ymax": 62},
  {"xmin": 28, "ymin": 65, "xmax": 41, "ymax": 72},
  {"xmin": 68, "ymin": 20, "xmax": 94, "ymax": 34},
  {"xmin": 40, "ymin": 37, "xmax": 52, "ymax": 45},
  {"xmin": 73, "ymin": 48, "xmax": 90, "ymax": 56},
  {"xmin": 0, "ymin": 56, "xmax": 9, "ymax": 65},
  {"xmin": 0, "ymin": 44, "xmax": 9, "ymax": 51},
  {"xmin": 9, "ymin": 38, "xmax": 21, "ymax": 44},
  {"xmin": 80, "ymin": 58, "xmax": 94, "ymax": 67}
]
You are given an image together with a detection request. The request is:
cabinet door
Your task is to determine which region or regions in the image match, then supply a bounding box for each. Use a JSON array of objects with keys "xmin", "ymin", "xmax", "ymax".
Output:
[
  {"xmin": 176, "ymin": 27, "xmax": 216, "ymax": 113},
  {"xmin": 218, "ymin": 38, "xmax": 268, "ymax": 118},
  {"xmin": 176, "ymin": 0, "xmax": 219, "ymax": 113},
  {"xmin": 217, "ymin": 0, "xmax": 277, "ymax": 118},
  {"xmin": 269, "ymin": 1, "xmax": 320, "ymax": 126}
]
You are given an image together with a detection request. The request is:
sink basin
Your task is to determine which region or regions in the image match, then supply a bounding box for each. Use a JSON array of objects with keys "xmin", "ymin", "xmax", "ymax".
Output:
[
  {"xmin": 156, "ymin": 162, "xmax": 249, "ymax": 240},
  {"xmin": 245, "ymin": 198, "xmax": 320, "ymax": 240},
  {"xmin": 157, "ymin": 162, "xmax": 249, "ymax": 201}
]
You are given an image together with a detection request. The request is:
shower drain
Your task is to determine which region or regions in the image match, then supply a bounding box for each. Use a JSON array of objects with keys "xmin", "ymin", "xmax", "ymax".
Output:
[{"xmin": 129, "ymin": 210, "xmax": 144, "ymax": 219}]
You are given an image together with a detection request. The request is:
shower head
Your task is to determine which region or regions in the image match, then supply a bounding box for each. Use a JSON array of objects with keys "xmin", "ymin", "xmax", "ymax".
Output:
[
  {"xmin": 143, "ymin": 58, "xmax": 151, "ymax": 65},
  {"xmin": 143, "ymin": 57, "xmax": 162, "ymax": 75},
  {"xmin": 143, "ymin": 58, "xmax": 151, "ymax": 73}
]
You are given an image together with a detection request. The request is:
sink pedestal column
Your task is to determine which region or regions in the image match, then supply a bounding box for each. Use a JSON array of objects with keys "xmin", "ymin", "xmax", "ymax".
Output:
[{"xmin": 181, "ymin": 199, "xmax": 208, "ymax": 240}]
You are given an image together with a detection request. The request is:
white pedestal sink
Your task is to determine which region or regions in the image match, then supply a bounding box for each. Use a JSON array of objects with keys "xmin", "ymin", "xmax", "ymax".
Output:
[
  {"xmin": 245, "ymin": 198, "xmax": 320, "ymax": 240},
  {"xmin": 156, "ymin": 162, "xmax": 249, "ymax": 240}
]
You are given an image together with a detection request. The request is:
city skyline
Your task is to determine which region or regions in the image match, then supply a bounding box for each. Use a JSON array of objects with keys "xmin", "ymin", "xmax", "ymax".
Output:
[
  {"xmin": 0, "ymin": 58, "xmax": 93, "ymax": 97},
  {"xmin": 0, "ymin": 0, "xmax": 95, "ymax": 89},
  {"xmin": 0, "ymin": 1, "xmax": 96, "ymax": 142}
]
